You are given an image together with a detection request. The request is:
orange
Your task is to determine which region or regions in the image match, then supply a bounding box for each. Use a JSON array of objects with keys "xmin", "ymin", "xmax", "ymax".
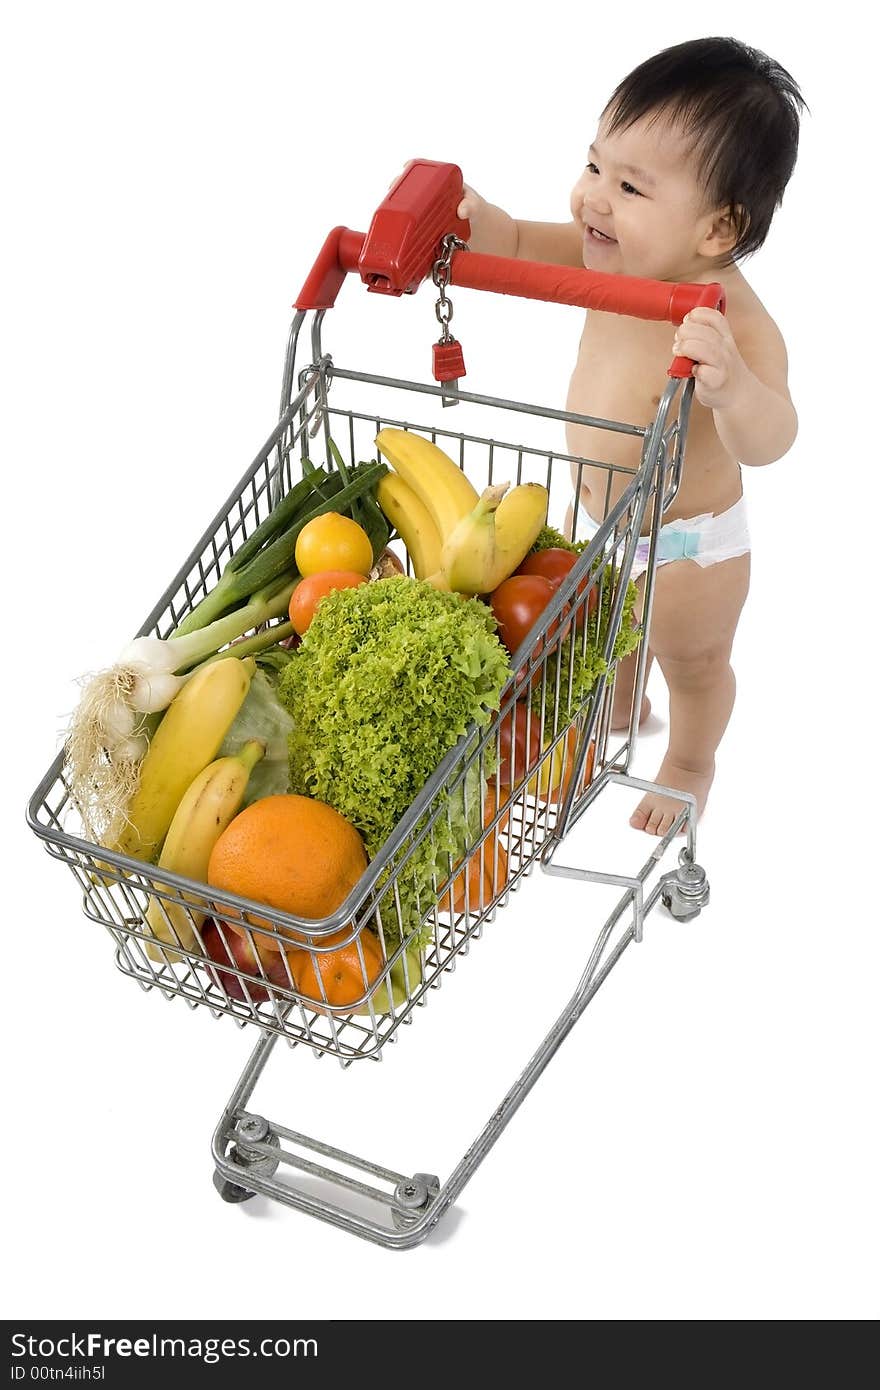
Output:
[
  {"xmin": 289, "ymin": 570, "xmax": 366, "ymax": 635},
  {"xmin": 447, "ymin": 782, "xmax": 510, "ymax": 915},
  {"xmin": 449, "ymin": 850, "xmax": 508, "ymax": 916},
  {"xmin": 207, "ymin": 794, "xmax": 368, "ymax": 952},
  {"xmin": 294, "ymin": 927, "xmax": 384, "ymax": 1013}
]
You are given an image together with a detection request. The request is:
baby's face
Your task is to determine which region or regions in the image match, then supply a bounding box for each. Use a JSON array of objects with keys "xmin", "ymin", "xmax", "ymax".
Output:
[{"xmin": 570, "ymin": 110, "xmax": 729, "ymax": 281}]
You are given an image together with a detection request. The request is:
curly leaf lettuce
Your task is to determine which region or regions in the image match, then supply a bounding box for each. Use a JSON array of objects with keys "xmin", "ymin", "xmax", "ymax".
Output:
[
  {"xmin": 277, "ymin": 578, "xmax": 509, "ymax": 942},
  {"xmin": 529, "ymin": 570, "xmax": 642, "ymax": 737}
]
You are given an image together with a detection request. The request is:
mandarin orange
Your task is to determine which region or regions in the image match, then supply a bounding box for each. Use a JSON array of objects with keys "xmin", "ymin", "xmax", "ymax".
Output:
[{"xmin": 294, "ymin": 926, "xmax": 384, "ymax": 1013}]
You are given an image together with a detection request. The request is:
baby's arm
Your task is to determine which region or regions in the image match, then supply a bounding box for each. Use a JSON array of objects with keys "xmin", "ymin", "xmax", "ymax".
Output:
[{"xmin": 458, "ymin": 185, "xmax": 584, "ymax": 267}]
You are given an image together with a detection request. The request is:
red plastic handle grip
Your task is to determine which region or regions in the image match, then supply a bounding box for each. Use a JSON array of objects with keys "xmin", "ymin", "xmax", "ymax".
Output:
[{"xmin": 448, "ymin": 252, "xmax": 725, "ymax": 379}]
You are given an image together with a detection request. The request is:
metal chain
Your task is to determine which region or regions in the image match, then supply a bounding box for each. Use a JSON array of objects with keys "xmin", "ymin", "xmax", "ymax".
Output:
[{"xmin": 432, "ymin": 234, "xmax": 468, "ymax": 344}]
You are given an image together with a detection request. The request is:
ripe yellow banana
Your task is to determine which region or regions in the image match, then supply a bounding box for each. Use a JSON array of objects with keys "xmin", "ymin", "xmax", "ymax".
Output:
[
  {"xmin": 436, "ymin": 481, "xmax": 549, "ymax": 595},
  {"xmin": 375, "ymin": 428, "xmax": 479, "ymax": 542},
  {"xmin": 107, "ymin": 656, "xmax": 255, "ymax": 864},
  {"xmin": 145, "ymin": 739, "xmax": 265, "ymax": 963},
  {"xmin": 376, "ymin": 472, "xmax": 443, "ymax": 580}
]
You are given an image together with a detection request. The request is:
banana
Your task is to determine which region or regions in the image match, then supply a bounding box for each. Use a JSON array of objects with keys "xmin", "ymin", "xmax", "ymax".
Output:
[
  {"xmin": 107, "ymin": 656, "xmax": 255, "ymax": 864},
  {"xmin": 376, "ymin": 472, "xmax": 443, "ymax": 580},
  {"xmin": 436, "ymin": 481, "xmax": 549, "ymax": 595},
  {"xmin": 375, "ymin": 428, "xmax": 479, "ymax": 542},
  {"xmin": 145, "ymin": 739, "xmax": 265, "ymax": 963}
]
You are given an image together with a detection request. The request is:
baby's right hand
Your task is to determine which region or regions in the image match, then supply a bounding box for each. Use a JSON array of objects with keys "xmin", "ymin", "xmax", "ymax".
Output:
[
  {"xmin": 456, "ymin": 182, "xmax": 518, "ymax": 255},
  {"xmin": 457, "ymin": 182, "xmax": 485, "ymax": 224}
]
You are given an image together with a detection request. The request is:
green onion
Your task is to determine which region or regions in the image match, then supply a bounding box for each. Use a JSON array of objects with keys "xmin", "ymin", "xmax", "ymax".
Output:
[
  {"xmin": 228, "ymin": 466, "xmax": 339, "ymax": 573},
  {"xmin": 174, "ymin": 460, "xmax": 386, "ymax": 635}
]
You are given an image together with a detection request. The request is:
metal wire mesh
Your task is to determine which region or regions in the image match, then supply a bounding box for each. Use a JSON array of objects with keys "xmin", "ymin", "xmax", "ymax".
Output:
[{"xmin": 28, "ymin": 360, "xmax": 666, "ymax": 1063}]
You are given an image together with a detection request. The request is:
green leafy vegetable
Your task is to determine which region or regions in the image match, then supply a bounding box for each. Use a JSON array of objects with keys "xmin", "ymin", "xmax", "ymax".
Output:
[
  {"xmin": 219, "ymin": 668, "xmax": 296, "ymax": 805},
  {"xmin": 529, "ymin": 573, "xmax": 642, "ymax": 737},
  {"xmin": 531, "ymin": 524, "xmax": 580, "ymax": 554},
  {"xmin": 276, "ymin": 577, "xmax": 510, "ymax": 944},
  {"xmin": 380, "ymin": 756, "xmax": 485, "ymax": 948}
]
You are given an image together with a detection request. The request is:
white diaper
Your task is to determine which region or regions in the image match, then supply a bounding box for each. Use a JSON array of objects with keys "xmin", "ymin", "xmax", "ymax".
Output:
[{"xmin": 582, "ymin": 495, "xmax": 750, "ymax": 581}]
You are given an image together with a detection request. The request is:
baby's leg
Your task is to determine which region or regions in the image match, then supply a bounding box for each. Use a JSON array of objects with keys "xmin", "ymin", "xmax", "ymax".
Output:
[
  {"xmin": 609, "ymin": 574, "xmax": 653, "ymax": 730},
  {"xmin": 611, "ymin": 645, "xmax": 654, "ymax": 730},
  {"xmin": 630, "ymin": 552, "xmax": 750, "ymax": 835}
]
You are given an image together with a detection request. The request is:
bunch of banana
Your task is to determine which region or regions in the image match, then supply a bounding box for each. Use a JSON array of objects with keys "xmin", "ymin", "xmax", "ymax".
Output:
[
  {"xmin": 375, "ymin": 429, "xmax": 478, "ymax": 580},
  {"xmin": 145, "ymin": 739, "xmax": 265, "ymax": 963},
  {"xmin": 106, "ymin": 656, "xmax": 255, "ymax": 864},
  {"xmin": 375, "ymin": 429, "xmax": 548, "ymax": 593},
  {"xmin": 374, "ymin": 428, "xmax": 548, "ymax": 594}
]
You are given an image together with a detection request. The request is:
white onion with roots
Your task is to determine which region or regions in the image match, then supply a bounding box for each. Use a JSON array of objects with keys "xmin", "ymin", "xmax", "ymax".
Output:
[{"xmin": 64, "ymin": 666, "xmax": 156, "ymax": 846}]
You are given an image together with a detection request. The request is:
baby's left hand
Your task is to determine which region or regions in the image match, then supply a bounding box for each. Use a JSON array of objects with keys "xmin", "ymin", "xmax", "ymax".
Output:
[{"xmin": 672, "ymin": 307, "xmax": 749, "ymax": 410}]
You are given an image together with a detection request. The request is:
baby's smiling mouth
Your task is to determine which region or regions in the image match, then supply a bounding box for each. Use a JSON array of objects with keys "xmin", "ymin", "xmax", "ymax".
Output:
[{"xmin": 587, "ymin": 224, "xmax": 617, "ymax": 244}]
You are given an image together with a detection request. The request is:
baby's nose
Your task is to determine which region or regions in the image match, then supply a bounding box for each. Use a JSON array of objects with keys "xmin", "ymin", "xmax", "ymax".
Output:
[{"xmin": 584, "ymin": 191, "xmax": 611, "ymax": 218}]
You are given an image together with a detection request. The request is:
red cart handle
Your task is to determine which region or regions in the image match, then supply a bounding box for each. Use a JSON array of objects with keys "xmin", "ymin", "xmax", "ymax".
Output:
[{"xmin": 294, "ymin": 159, "xmax": 725, "ymax": 380}]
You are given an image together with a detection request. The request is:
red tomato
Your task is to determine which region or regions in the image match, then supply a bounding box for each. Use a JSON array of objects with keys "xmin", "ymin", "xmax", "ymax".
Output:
[
  {"xmin": 516, "ymin": 547, "xmax": 578, "ymax": 588},
  {"xmin": 289, "ymin": 570, "xmax": 367, "ymax": 635},
  {"xmin": 490, "ymin": 575, "xmax": 556, "ymax": 656},
  {"xmin": 517, "ymin": 547, "xmax": 598, "ymax": 624},
  {"xmin": 497, "ymin": 699, "xmax": 542, "ymax": 789}
]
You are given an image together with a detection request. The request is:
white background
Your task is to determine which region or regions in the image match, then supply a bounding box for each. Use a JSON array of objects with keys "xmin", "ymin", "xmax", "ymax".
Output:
[{"xmin": 3, "ymin": 0, "xmax": 877, "ymax": 1322}]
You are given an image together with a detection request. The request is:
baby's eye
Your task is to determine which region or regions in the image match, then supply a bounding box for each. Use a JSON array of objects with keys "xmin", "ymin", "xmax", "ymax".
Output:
[{"xmin": 584, "ymin": 163, "xmax": 641, "ymax": 195}]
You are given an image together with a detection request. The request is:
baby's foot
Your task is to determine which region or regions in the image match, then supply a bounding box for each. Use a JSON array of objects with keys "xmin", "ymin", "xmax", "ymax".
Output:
[
  {"xmin": 611, "ymin": 694, "xmax": 651, "ymax": 733},
  {"xmin": 630, "ymin": 756, "xmax": 714, "ymax": 836}
]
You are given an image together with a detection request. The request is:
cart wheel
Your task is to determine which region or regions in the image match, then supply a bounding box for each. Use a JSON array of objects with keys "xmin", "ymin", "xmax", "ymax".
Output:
[
  {"xmin": 660, "ymin": 850, "xmax": 710, "ymax": 921},
  {"xmin": 213, "ymin": 1169, "xmax": 256, "ymax": 1204},
  {"xmin": 214, "ymin": 1113, "xmax": 281, "ymax": 1206}
]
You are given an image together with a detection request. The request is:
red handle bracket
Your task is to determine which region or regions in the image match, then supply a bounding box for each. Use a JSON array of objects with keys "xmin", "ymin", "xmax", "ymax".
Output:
[{"xmin": 294, "ymin": 160, "xmax": 470, "ymax": 309}]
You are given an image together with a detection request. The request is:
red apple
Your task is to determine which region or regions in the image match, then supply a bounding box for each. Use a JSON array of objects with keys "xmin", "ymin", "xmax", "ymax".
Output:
[{"xmin": 200, "ymin": 919, "xmax": 299, "ymax": 1002}]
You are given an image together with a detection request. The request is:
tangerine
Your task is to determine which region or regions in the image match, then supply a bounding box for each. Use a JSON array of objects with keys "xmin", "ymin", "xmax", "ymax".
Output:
[
  {"xmin": 207, "ymin": 794, "xmax": 368, "ymax": 952},
  {"xmin": 294, "ymin": 927, "xmax": 384, "ymax": 1013},
  {"xmin": 447, "ymin": 782, "xmax": 510, "ymax": 915}
]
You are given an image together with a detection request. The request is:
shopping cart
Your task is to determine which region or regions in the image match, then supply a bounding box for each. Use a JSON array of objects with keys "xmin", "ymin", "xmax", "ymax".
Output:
[{"xmin": 27, "ymin": 159, "xmax": 716, "ymax": 1248}]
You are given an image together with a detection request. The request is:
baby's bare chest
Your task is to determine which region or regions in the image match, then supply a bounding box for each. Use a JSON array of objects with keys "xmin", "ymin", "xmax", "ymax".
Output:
[{"xmin": 564, "ymin": 312, "xmax": 741, "ymax": 522}]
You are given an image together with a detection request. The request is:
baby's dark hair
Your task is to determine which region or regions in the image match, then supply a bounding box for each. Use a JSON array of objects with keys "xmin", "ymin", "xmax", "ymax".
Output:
[{"xmin": 603, "ymin": 37, "xmax": 808, "ymax": 263}]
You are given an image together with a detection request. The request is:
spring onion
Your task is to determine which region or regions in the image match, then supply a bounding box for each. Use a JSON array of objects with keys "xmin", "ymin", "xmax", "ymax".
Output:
[{"xmin": 173, "ymin": 460, "xmax": 387, "ymax": 635}]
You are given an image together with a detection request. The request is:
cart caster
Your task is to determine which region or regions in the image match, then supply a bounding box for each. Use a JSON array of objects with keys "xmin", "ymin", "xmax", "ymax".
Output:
[
  {"xmin": 391, "ymin": 1172, "xmax": 440, "ymax": 1231},
  {"xmin": 660, "ymin": 850, "xmax": 710, "ymax": 921},
  {"xmin": 213, "ymin": 1170, "xmax": 257, "ymax": 1204},
  {"xmin": 214, "ymin": 1113, "xmax": 281, "ymax": 1205}
]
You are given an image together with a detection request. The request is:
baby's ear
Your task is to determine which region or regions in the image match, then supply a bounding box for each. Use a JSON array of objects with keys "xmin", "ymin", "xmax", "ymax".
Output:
[{"xmin": 704, "ymin": 203, "xmax": 746, "ymax": 256}]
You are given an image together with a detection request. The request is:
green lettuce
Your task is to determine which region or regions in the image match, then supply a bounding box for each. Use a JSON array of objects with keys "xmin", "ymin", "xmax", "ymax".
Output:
[
  {"xmin": 530, "ymin": 573, "xmax": 642, "ymax": 737},
  {"xmin": 276, "ymin": 578, "xmax": 510, "ymax": 943}
]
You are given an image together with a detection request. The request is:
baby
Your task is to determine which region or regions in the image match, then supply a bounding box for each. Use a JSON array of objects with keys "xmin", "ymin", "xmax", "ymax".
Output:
[{"xmin": 458, "ymin": 37, "xmax": 806, "ymax": 835}]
